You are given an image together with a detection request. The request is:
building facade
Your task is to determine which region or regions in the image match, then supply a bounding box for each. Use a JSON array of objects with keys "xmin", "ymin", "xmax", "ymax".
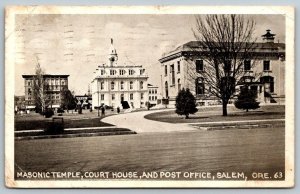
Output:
[
  {"xmin": 75, "ymin": 94, "xmax": 92, "ymax": 109},
  {"xmin": 22, "ymin": 74, "xmax": 69, "ymax": 110},
  {"xmin": 159, "ymin": 30, "xmax": 285, "ymax": 106},
  {"xmin": 148, "ymin": 84, "xmax": 159, "ymax": 106},
  {"xmin": 91, "ymin": 39, "xmax": 149, "ymax": 109}
]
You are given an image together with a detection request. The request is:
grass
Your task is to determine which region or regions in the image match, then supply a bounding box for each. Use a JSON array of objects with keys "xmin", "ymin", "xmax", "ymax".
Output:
[
  {"xmin": 15, "ymin": 114, "xmax": 113, "ymax": 131},
  {"xmin": 144, "ymin": 105, "xmax": 285, "ymax": 123}
]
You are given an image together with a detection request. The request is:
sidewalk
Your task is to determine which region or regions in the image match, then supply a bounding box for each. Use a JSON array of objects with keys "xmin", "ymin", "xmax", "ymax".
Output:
[
  {"xmin": 102, "ymin": 109, "xmax": 285, "ymax": 133},
  {"xmin": 102, "ymin": 109, "xmax": 197, "ymax": 133}
]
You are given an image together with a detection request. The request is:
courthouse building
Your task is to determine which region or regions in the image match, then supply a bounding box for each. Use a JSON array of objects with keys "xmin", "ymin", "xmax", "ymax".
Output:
[
  {"xmin": 22, "ymin": 74, "xmax": 69, "ymax": 110},
  {"xmin": 159, "ymin": 30, "xmax": 285, "ymax": 106},
  {"xmin": 91, "ymin": 39, "xmax": 149, "ymax": 109}
]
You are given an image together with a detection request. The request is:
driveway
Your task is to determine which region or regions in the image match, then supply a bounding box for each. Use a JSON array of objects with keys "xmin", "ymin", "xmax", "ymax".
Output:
[{"xmin": 102, "ymin": 109, "xmax": 196, "ymax": 133}]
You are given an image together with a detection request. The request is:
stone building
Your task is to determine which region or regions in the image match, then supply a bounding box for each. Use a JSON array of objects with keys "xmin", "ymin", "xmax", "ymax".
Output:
[
  {"xmin": 148, "ymin": 84, "xmax": 160, "ymax": 106},
  {"xmin": 91, "ymin": 39, "xmax": 149, "ymax": 109},
  {"xmin": 22, "ymin": 74, "xmax": 69, "ymax": 110},
  {"xmin": 159, "ymin": 30, "xmax": 285, "ymax": 106}
]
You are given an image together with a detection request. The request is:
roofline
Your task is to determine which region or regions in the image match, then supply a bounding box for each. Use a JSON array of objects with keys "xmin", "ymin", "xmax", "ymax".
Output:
[{"xmin": 22, "ymin": 74, "xmax": 70, "ymax": 78}]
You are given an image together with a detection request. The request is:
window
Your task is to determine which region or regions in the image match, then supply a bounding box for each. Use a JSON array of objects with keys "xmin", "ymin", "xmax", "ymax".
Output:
[
  {"xmin": 149, "ymin": 96, "xmax": 151, "ymax": 100},
  {"xmin": 141, "ymin": 93, "xmax": 144, "ymax": 100},
  {"xmin": 177, "ymin": 61, "xmax": 180, "ymax": 73},
  {"xmin": 263, "ymin": 61, "xmax": 270, "ymax": 71},
  {"xmin": 119, "ymin": 69, "xmax": 125, "ymax": 75},
  {"xmin": 164, "ymin": 65, "xmax": 168, "ymax": 76},
  {"xmin": 28, "ymin": 81, "xmax": 31, "ymax": 86},
  {"xmin": 110, "ymin": 70, "xmax": 116, "ymax": 75},
  {"xmin": 56, "ymin": 96, "xmax": 59, "ymax": 99},
  {"xmin": 129, "ymin": 69, "xmax": 134, "ymax": 75},
  {"xmin": 196, "ymin": 60, "xmax": 204, "ymax": 72},
  {"xmin": 178, "ymin": 78, "xmax": 181, "ymax": 91},
  {"xmin": 130, "ymin": 93, "xmax": 133, "ymax": 100},
  {"xmin": 140, "ymin": 81, "xmax": 144, "ymax": 90},
  {"xmin": 130, "ymin": 81, "xmax": 133, "ymax": 89},
  {"xmin": 101, "ymin": 94, "xmax": 104, "ymax": 100},
  {"xmin": 140, "ymin": 69, "xmax": 145, "ymax": 75},
  {"xmin": 101, "ymin": 70, "xmax": 105, "ymax": 75},
  {"xmin": 100, "ymin": 82, "xmax": 104, "ymax": 90},
  {"xmin": 155, "ymin": 89, "xmax": 157, "ymax": 94},
  {"xmin": 170, "ymin": 65, "xmax": 175, "ymax": 85},
  {"xmin": 244, "ymin": 60, "xmax": 251, "ymax": 71},
  {"xmin": 196, "ymin": 77, "xmax": 205, "ymax": 95},
  {"xmin": 62, "ymin": 81, "xmax": 65, "ymax": 85},
  {"xmin": 111, "ymin": 82, "xmax": 115, "ymax": 90},
  {"xmin": 120, "ymin": 81, "xmax": 124, "ymax": 90},
  {"xmin": 112, "ymin": 94, "xmax": 115, "ymax": 100},
  {"xmin": 155, "ymin": 96, "xmax": 157, "ymax": 100}
]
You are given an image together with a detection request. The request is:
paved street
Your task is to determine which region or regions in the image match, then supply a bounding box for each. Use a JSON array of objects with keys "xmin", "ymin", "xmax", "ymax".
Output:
[{"xmin": 15, "ymin": 126, "xmax": 284, "ymax": 179}]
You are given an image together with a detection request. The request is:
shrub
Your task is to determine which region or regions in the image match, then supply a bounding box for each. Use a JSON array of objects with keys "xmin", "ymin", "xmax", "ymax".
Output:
[
  {"xmin": 175, "ymin": 88, "xmax": 198, "ymax": 119},
  {"xmin": 234, "ymin": 87, "xmax": 260, "ymax": 112},
  {"xmin": 44, "ymin": 109, "xmax": 54, "ymax": 118},
  {"xmin": 44, "ymin": 119, "xmax": 64, "ymax": 134}
]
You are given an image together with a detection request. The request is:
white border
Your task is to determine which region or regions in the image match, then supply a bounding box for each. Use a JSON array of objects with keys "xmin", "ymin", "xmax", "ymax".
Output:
[{"xmin": 5, "ymin": 5, "xmax": 295, "ymax": 188}]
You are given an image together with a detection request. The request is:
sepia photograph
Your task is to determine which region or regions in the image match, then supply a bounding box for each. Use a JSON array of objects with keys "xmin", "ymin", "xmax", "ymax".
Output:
[{"xmin": 5, "ymin": 6, "xmax": 294, "ymax": 188}]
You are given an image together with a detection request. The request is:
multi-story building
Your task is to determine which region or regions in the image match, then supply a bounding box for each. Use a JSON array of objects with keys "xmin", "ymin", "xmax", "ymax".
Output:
[
  {"xmin": 159, "ymin": 30, "xmax": 285, "ymax": 106},
  {"xmin": 22, "ymin": 74, "xmax": 69, "ymax": 110},
  {"xmin": 148, "ymin": 84, "xmax": 159, "ymax": 106},
  {"xmin": 91, "ymin": 39, "xmax": 149, "ymax": 109},
  {"xmin": 75, "ymin": 94, "xmax": 92, "ymax": 109}
]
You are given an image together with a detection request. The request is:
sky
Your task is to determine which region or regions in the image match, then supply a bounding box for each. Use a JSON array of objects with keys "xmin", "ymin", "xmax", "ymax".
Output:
[{"xmin": 14, "ymin": 14, "xmax": 285, "ymax": 96}]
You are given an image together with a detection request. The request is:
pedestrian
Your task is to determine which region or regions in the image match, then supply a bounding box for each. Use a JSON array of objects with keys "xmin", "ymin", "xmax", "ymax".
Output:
[
  {"xmin": 101, "ymin": 106, "xmax": 105, "ymax": 117},
  {"xmin": 117, "ymin": 106, "xmax": 120, "ymax": 114}
]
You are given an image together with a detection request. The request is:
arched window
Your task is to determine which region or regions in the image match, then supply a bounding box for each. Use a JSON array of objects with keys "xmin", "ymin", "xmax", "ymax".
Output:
[
  {"xmin": 130, "ymin": 81, "xmax": 133, "ymax": 89},
  {"xmin": 120, "ymin": 81, "xmax": 124, "ymax": 90},
  {"xmin": 111, "ymin": 82, "xmax": 115, "ymax": 90},
  {"xmin": 196, "ymin": 77, "xmax": 205, "ymax": 95},
  {"xmin": 165, "ymin": 81, "xmax": 169, "ymax": 98},
  {"xmin": 178, "ymin": 78, "xmax": 181, "ymax": 92},
  {"xmin": 140, "ymin": 81, "xmax": 143, "ymax": 90},
  {"xmin": 260, "ymin": 76, "xmax": 274, "ymax": 93}
]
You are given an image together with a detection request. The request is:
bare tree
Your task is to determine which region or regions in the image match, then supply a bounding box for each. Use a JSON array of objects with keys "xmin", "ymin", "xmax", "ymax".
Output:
[{"xmin": 192, "ymin": 14, "xmax": 257, "ymax": 116}]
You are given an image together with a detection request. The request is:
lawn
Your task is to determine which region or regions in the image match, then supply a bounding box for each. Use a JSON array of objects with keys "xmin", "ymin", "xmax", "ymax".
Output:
[
  {"xmin": 14, "ymin": 111, "xmax": 114, "ymax": 131},
  {"xmin": 144, "ymin": 105, "xmax": 285, "ymax": 123}
]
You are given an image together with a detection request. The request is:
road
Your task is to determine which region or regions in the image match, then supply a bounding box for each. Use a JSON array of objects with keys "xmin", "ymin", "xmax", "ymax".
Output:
[{"xmin": 15, "ymin": 127, "xmax": 285, "ymax": 180}]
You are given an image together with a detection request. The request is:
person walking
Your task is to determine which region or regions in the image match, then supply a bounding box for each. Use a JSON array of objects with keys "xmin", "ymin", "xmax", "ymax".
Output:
[
  {"xmin": 117, "ymin": 106, "xmax": 120, "ymax": 114},
  {"xmin": 101, "ymin": 106, "xmax": 105, "ymax": 117}
]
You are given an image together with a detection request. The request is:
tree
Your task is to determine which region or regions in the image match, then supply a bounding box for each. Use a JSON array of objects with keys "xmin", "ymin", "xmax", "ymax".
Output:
[
  {"xmin": 234, "ymin": 87, "xmax": 260, "ymax": 112},
  {"xmin": 60, "ymin": 89, "xmax": 77, "ymax": 112},
  {"xmin": 32, "ymin": 63, "xmax": 49, "ymax": 114},
  {"xmin": 175, "ymin": 88, "xmax": 198, "ymax": 119},
  {"xmin": 193, "ymin": 14, "xmax": 257, "ymax": 116}
]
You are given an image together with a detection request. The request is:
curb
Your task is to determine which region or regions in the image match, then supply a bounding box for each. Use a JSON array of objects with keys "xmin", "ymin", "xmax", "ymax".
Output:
[{"xmin": 15, "ymin": 131, "xmax": 137, "ymax": 141}]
